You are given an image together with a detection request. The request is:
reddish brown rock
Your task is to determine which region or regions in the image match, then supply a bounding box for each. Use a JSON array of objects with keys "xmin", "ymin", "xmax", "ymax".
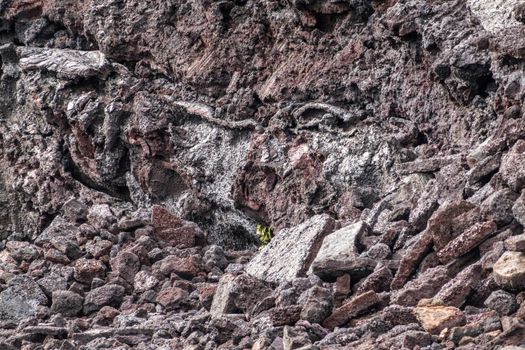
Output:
[
  {"xmin": 151, "ymin": 205, "xmax": 199, "ymax": 248},
  {"xmin": 437, "ymin": 221, "xmax": 497, "ymax": 264},
  {"xmin": 391, "ymin": 230, "xmax": 433, "ymax": 290},
  {"xmin": 322, "ymin": 290, "xmax": 380, "ymax": 329},
  {"xmin": 391, "ymin": 266, "xmax": 450, "ymax": 306},
  {"xmin": 158, "ymin": 255, "xmax": 201, "ymax": 280},
  {"xmin": 110, "ymin": 251, "xmax": 140, "ymax": 284},
  {"xmin": 432, "ymin": 263, "xmax": 482, "ymax": 307},
  {"xmin": 74, "ymin": 258, "xmax": 106, "ymax": 284},
  {"xmin": 155, "ymin": 287, "xmax": 189, "ymax": 310},
  {"xmin": 427, "ymin": 201, "xmax": 477, "ymax": 250},
  {"xmin": 151, "ymin": 205, "xmax": 182, "ymax": 231},
  {"xmin": 271, "ymin": 306, "xmax": 302, "ymax": 326}
]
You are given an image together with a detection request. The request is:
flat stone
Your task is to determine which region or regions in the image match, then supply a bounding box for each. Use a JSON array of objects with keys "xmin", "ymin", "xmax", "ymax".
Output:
[
  {"xmin": 493, "ymin": 251, "xmax": 525, "ymax": 290},
  {"xmin": 437, "ymin": 221, "xmax": 497, "ymax": 264},
  {"xmin": 210, "ymin": 274, "xmax": 237, "ymax": 318},
  {"xmin": 246, "ymin": 214, "xmax": 335, "ymax": 283},
  {"xmin": 322, "ymin": 290, "xmax": 380, "ymax": 329},
  {"xmin": 414, "ymin": 305, "xmax": 466, "ymax": 335},
  {"xmin": 311, "ymin": 256, "xmax": 377, "ymax": 282}
]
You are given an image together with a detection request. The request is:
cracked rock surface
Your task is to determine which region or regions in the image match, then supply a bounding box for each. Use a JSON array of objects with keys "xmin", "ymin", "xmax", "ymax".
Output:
[{"xmin": 2, "ymin": 0, "xmax": 525, "ymax": 349}]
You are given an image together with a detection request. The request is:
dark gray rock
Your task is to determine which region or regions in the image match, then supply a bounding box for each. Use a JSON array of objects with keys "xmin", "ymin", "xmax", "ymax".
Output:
[{"xmin": 84, "ymin": 284, "xmax": 126, "ymax": 314}]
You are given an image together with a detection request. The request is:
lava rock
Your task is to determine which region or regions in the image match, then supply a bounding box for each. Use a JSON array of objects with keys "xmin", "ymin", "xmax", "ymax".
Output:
[
  {"xmin": 51, "ymin": 291, "xmax": 84, "ymax": 317},
  {"xmin": 484, "ymin": 290, "xmax": 518, "ymax": 316},
  {"xmin": 84, "ymin": 284, "xmax": 126, "ymax": 314}
]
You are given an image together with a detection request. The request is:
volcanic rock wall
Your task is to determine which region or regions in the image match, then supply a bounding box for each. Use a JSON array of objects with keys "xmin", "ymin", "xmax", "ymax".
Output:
[{"xmin": 0, "ymin": 0, "xmax": 525, "ymax": 349}]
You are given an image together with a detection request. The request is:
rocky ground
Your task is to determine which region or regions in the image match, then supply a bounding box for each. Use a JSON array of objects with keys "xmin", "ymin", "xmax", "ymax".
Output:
[{"xmin": 1, "ymin": 0, "xmax": 525, "ymax": 349}]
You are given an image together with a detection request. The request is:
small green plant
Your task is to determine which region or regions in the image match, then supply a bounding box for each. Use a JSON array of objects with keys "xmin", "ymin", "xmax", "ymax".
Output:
[{"xmin": 256, "ymin": 224, "xmax": 272, "ymax": 247}]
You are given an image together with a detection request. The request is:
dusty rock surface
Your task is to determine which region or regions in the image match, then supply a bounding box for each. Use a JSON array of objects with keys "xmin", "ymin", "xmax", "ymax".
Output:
[{"xmin": 2, "ymin": 0, "xmax": 525, "ymax": 349}]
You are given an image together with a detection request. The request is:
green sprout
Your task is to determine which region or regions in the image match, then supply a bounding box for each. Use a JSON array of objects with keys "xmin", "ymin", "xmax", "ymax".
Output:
[{"xmin": 256, "ymin": 224, "xmax": 272, "ymax": 247}]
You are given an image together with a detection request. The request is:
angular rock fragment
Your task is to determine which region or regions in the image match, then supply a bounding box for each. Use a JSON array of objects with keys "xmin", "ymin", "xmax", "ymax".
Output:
[
  {"xmin": 432, "ymin": 263, "xmax": 482, "ymax": 307},
  {"xmin": 299, "ymin": 286, "xmax": 333, "ymax": 324},
  {"xmin": 246, "ymin": 215, "xmax": 335, "ymax": 283},
  {"xmin": 155, "ymin": 287, "xmax": 188, "ymax": 310},
  {"xmin": 309, "ymin": 221, "xmax": 367, "ymax": 273},
  {"xmin": 0, "ymin": 276, "xmax": 48, "ymax": 321},
  {"xmin": 391, "ymin": 266, "xmax": 450, "ymax": 306},
  {"xmin": 480, "ymin": 189, "xmax": 518, "ymax": 226},
  {"xmin": 84, "ymin": 284, "xmax": 126, "ymax": 314},
  {"xmin": 512, "ymin": 190, "xmax": 525, "ymax": 227},
  {"xmin": 428, "ymin": 201, "xmax": 477, "ymax": 250},
  {"xmin": 505, "ymin": 234, "xmax": 525, "ymax": 252},
  {"xmin": 437, "ymin": 221, "xmax": 497, "ymax": 264},
  {"xmin": 500, "ymin": 140, "xmax": 525, "ymax": 191},
  {"xmin": 51, "ymin": 291, "xmax": 84, "ymax": 317},
  {"xmin": 493, "ymin": 251, "xmax": 525, "ymax": 290},
  {"xmin": 391, "ymin": 231, "xmax": 433, "ymax": 290},
  {"xmin": 322, "ymin": 291, "xmax": 380, "ymax": 329},
  {"xmin": 414, "ymin": 305, "xmax": 466, "ymax": 335}
]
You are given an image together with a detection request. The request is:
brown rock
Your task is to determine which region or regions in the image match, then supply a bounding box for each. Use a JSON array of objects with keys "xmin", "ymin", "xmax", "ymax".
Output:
[
  {"xmin": 151, "ymin": 205, "xmax": 182, "ymax": 231},
  {"xmin": 155, "ymin": 226, "xmax": 196, "ymax": 248},
  {"xmin": 428, "ymin": 201, "xmax": 477, "ymax": 250},
  {"xmin": 493, "ymin": 251, "xmax": 525, "ymax": 290},
  {"xmin": 504, "ymin": 234, "xmax": 525, "ymax": 252},
  {"xmin": 480, "ymin": 189, "xmax": 518, "ymax": 226},
  {"xmin": 334, "ymin": 274, "xmax": 351, "ymax": 304},
  {"xmin": 74, "ymin": 258, "xmax": 106, "ymax": 284},
  {"xmin": 155, "ymin": 287, "xmax": 188, "ymax": 310},
  {"xmin": 500, "ymin": 140, "xmax": 525, "ymax": 191},
  {"xmin": 322, "ymin": 290, "xmax": 380, "ymax": 329},
  {"xmin": 437, "ymin": 221, "xmax": 497, "ymax": 264},
  {"xmin": 391, "ymin": 230, "xmax": 433, "ymax": 290},
  {"xmin": 271, "ymin": 306, "xmax": 302, "ymax": 326},
  {"xmin": 110, "ymin": 251, "xmax": 140, "ymax": 284},
  {"xmin": 158, "ymin": 255, "xmax": 201, "ymax": 280},
  {"xmin": 414, "ymin": 305, "xmax": 466, "ymax": 335},
  {"xmin": 432, "ymin": 263, "xmax": 482, "ymax": 307},
  {"xmin": 391, "ymin": 266, "xmax": 450, "ymax": 306}
]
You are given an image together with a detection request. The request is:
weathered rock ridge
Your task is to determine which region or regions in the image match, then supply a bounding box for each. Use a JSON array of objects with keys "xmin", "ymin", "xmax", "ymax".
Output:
[{"xmin": 1, "ymin": 0, "xmax": 525, "ymax": 349}]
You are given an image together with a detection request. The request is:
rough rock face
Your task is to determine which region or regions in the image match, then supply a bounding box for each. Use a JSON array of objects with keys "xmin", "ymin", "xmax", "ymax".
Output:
[{"xmin": 2, "ymin": 0, "xmax": 525, "ymax": 349}]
